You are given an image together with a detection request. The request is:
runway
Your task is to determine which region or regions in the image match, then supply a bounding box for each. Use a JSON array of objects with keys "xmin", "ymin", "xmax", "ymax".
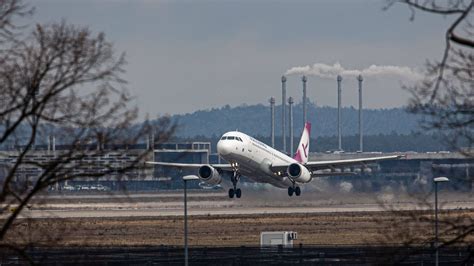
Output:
[
  {"xmin": 6, "ymin": 191, "xmax": 474, "ymax": 219},
  {"xmin": 3, "ymin": 191, "xmax": 473, "ymax": 248}
]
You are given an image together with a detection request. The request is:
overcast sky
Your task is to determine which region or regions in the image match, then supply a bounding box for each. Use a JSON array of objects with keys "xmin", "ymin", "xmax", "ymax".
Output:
[{"xmin": 33, "ymin": 0, "xmax": 452, "ymax": 118}]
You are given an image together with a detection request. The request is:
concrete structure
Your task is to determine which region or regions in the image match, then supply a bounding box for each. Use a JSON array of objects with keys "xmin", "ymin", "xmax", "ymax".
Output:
[
  {"xmin": 309, "ymin": 151, "xmax": 473, "ymax": 193},
  {"xmin": 0, "ymin": 145, "xmax": 154, "ymax": 192},
  {"xmin": 182, "ymin": 175, "xmax": 199, "ymax": 266},
  {"xmin": 0, "ymin": 141, "xmax": 211, "ymax": 191},
  {"xmin": 146, "ymin": 133, "xmax": 155, "ymax": 150},
  {"xmin": 288, "ymin": 97, "xmax": 294, "ymax": 156},
  {"xmin": 357, "ymin": 74, "xmax": 363, "ymax": 152},
  {"xmin": 337, "ymin": 75, "xmax": 342, "ymax": 151},
  {"xmin": 433, "ymin": 176, "xmax": 449, "ymax": 266},
  {"xmin": 269, "ymin": 97, "xmax": 275, "ymax": 148},
  {"xmin": 1, "ymin": 137, "xmax": 472, "ymax": 193},
  {"xmin": 281, "ymin": 75, "xmax": 287, "ymax": 153},
  {"xmin": 302, "ymin": 75, "xmax": 307, "ymax": 126},
  {"xmin": 153, "ymin": 142, "xmax": 210, "ymax": 189}
]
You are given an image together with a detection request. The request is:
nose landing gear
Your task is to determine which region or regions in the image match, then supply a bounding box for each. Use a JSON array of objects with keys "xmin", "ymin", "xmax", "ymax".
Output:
[{"xmin": 228, "ymin": 171, "xmax": 242, "ymax": 199}]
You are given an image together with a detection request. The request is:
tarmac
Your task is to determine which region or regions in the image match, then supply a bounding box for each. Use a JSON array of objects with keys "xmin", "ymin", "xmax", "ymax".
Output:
[{"xmin": 5, "ymin": 190, "xmax": 473, "ymax": 219}]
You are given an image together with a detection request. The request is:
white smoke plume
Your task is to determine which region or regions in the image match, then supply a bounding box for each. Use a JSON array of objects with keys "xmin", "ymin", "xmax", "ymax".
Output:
[{"xmin": 285, "ymin": 62, "xmax": 423, "ymax": 80}]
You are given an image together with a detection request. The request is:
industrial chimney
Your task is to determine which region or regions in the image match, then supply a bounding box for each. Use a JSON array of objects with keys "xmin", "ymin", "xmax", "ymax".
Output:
[
  {"xmin": 151, "ymin": 131, "xmax": 155, "ymax": 150},
  {"xmin": 47, "ymin": 135, "xmax": 51, "ymax": 154},
  {"xmin": 302, "ymin": 75, "xmax": 307, "ymax": 126},
  {"xmin": 52, "ymin": 135, "xmax": 56, "ymax": 156},
  {"xmin": 288, "ymin": 96, "xmax": 294, "ymax": 157},
  {"xmin": 146, "ymin": 133, "xmax": 152, "ymax": 150},
  {"xmin": 357, "ymin": 74, "xmax": 363, "ymax": 152},
  {"xmin": 281, "ymin": 75, "xmax": 287, "ymax": 153},
  {"xmin": 337, "ymin": 75, "xmax": 342, "ymax": 151},
  {"xmin": 270, "ymin": 97, "xmax": 275, "ymax": 148}
]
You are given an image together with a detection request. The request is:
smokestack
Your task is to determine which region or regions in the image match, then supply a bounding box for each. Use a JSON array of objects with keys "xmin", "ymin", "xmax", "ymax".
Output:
[
  {"xmin": 97, "ymin": 133, "xmax": 101, "ymax": 151},
  {"xmin": 357, "ymin": 74, "xmax": 363, "ymax": 152},
  {"xmin": 337, "ymin": 75, "xmax": 342, "ymax": 151},
  {"xmin": 146, "ymin": 134, "xmax": 150, "ymax": 150},
  {"xmin": 151, "ymin": 131, "xmax": 155, "ymax": 150},
  {"xmin": 270, "ymin": 97, "xmax": 275, "ymax": 148},
  {"xmin": 281, "ymin": 75, "xmax": 287, "ymax": 153},
  {"xmin": 47, "ymin": 135, "xmax": 51, "ymax": 153},
  {"xmin": 288, "ymin": 96, "xmax": 294, "ymax": 157},
  {"xmin": 52, "ymin": 136, "xmax": 56, "ymax": 156},
  {"xmin": 302, "ymin": 75, "xmax": 307, "ymax": 125}
]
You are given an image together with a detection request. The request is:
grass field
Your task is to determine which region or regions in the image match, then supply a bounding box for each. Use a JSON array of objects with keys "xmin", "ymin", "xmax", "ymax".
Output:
[{"xmin": 5, "ymin": 209, "xmax": 473, "ymax": 247}]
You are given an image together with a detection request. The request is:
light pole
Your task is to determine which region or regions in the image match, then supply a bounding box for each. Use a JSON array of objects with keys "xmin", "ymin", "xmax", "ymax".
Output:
[
  {"xmin": 183, "ymin": 175, "xmax": 199, "ymax": 266},
  {"xmin": 433, "ymin": 176, "xmax": 449, "ymax": 266}
]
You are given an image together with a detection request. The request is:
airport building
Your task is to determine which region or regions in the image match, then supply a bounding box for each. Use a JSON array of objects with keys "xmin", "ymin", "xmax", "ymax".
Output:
[
  {"xmin": 0, "ymin": 143, "xmax": 152, "ymax": 191},
  {"xmin": 0, "ymin": 139, "xmax": 472, "ymax": 192},
  {"xmin": 153, "ymin": 142, "xmax": 211, "ymax": 189},
  {"xmin": 0, "ymin": 141, "xmax": 212, "ymax": 191},
  {"xmin": 310, "ymin": 152, "xmax": 473, "ymax": 193}
]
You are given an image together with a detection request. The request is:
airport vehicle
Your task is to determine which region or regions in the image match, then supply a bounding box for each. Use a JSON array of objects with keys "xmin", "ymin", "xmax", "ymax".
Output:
[
  {"xmin": 62, "ymin": 185, "xmax": 75, "ymax": 191},
  {"xmin": 79, "ymin": 185, "xmax": 90, "ymax": 191},
  {"xmin": 147, "ymin": 123, "xmax": 402, "ymax": 198},
  {"xmin": 96, "ymin": 184, "xmax": 110, "ymax": 191},
  {"xmin": 260, "ymin": 231, "xmax": 297, "ymax": 247}
]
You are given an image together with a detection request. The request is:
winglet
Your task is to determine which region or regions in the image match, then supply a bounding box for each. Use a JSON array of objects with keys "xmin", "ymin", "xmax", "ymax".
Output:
[{"xmin": 293, "ymin": 122, "xmax": 311, "ymax": 164}]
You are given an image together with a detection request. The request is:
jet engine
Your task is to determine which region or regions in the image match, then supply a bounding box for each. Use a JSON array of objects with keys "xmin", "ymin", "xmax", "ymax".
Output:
[
  {"xmin": 287, "ymin": 163, "xmax": 311, "ymax": 183},
  {"xmin": 198, "ymin": 165, "xmax": 222, "ymax": 186}
]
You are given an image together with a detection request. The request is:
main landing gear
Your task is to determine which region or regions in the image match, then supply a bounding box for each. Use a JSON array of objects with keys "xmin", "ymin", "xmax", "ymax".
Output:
[
  {"xmin": 228, "ymin": 187, "xmax": 241, "ymax": 199},
  {"xmin": 288, "ymin": 185, "xmax": 301, "ymax": 197},
  {"xmin": 228, "ymin": 172, "xmax": 241, "ymax": 199}
]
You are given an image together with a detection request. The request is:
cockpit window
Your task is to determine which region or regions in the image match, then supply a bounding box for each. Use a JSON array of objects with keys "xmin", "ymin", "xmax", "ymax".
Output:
[{"xmin": 221, "ymin": 136, "xmax": 243, "ymax": 141}]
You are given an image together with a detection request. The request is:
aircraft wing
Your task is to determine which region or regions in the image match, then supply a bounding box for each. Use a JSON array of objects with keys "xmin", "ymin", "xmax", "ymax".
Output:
[
  {"xmin": 145, "ymin": 161, "xmax": 234, "ymax": 171},
  {"xmin": 271, "ymin": 155, "xmax": 403, "ymax": 174},
  {"xmin": 303, "ymin": 155, "xmax": 404, "ymax": 171}
]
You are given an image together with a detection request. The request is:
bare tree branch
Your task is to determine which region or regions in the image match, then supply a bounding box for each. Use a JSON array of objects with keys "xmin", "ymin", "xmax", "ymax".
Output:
[
  {"xmin": 0, "ymin": 0, "xmax": 175, "ymax": 260},
  {"xmin": 386, "ymin": 0, "xmax": 473, "ymax": 156}
]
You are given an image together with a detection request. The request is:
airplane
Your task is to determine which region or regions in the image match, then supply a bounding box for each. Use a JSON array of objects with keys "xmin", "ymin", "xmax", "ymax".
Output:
[{"xmin": 147, "ymin": 122, "xmax": 403, "ymax": 198}]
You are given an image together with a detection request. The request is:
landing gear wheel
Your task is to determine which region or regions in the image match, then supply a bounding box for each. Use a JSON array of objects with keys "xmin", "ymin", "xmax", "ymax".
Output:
[
  {"xmin": 236, "ymin": 188, "xmax": 242, "ymax": 198},
  {"xmin": 230, "ymin": 170, "xmax": 242, "ymax": 199},
  {"xmin": 295, "ymin": 186, "xmax": 301, "ymax": 196},
  {"xmin": 288, "ymin": 186, "xmax": 294, "ymax": 197}
]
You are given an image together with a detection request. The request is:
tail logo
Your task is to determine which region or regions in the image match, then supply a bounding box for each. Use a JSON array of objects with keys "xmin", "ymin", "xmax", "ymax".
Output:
[
  {"xmin": 302, "ymin": 143, "xmax": 308, "ymax": 157},
  {"xmin": 293, "ymin": 122, "xmax": 311, "ymax": 164}
]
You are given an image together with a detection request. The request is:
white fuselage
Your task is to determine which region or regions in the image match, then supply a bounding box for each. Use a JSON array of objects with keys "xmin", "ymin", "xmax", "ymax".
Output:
[{"xmin": 216, "ymin": 131, "xmax": 296, "ymax": 188}]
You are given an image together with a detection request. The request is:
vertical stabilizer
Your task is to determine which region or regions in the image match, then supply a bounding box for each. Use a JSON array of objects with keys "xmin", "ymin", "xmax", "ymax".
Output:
[{"xmin": 293, "ymin": 122, "xmax": 311, "ymax": 164}]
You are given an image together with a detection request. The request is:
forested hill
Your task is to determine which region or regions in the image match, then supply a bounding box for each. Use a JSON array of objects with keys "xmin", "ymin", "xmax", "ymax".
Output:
[{"xmin": 168, "ymin": 103, "xmax": 422, "ymax": 138}]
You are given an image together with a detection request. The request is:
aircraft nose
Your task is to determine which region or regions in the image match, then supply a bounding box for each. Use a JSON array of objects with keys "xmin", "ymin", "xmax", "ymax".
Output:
[{"xmin": 217, "ymin": 140, "xmax": 231, "ymax": 155}]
